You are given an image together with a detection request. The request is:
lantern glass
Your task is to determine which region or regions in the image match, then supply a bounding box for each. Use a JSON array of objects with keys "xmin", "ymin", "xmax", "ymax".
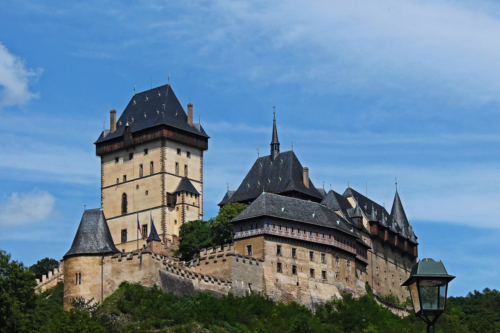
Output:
[
  {"xmin": 409, "ymin": 282, "xmax": 421, "ymax": 313},
  {"xmin": 419, "ymin": 279, "xmax": 448, "ymax": 311}
]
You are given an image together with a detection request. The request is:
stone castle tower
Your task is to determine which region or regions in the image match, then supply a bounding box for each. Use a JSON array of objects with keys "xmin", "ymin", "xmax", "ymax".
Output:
[{"xmin": 94, "ymin": 84, "xmax": 209, "ymax": 252}]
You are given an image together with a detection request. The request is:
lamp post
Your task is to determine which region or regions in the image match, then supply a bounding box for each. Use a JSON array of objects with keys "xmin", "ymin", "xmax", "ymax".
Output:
[{"xmin": 402, "ymin": 258, "xmax": 455, "ymax": 333}]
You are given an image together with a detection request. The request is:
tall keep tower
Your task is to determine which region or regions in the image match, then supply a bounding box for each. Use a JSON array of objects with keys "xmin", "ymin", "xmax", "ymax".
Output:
[{"xmin": 94, "ymin": 84, "xmax": 209, "ymax": 251}]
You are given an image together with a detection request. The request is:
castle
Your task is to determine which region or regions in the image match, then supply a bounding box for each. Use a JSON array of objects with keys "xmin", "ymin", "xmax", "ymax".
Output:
[{"xmin": 35, "ymin": 83, "xmax": 418, "ymax": 312}]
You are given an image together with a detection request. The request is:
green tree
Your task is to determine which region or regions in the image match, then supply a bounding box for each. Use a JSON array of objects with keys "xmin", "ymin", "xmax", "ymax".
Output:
[
  {"xmin": 173, "ymin": 220, "xmax": 212, "ymax": 261},
  {"xmin": 209, "ymin": 202, "xmax": 248, "ymax": 246},
  {"xmin": 29, "ymin": 257, "xmax": 59, "ymax": 280},
  {"xmin": 0, "ymin": 250, "xmax": 38, "ymax": 332}
]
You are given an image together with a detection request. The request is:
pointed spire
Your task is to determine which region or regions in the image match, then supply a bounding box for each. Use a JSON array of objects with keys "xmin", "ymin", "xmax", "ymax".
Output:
[
  {"xmin": 270, "ymin": 107, "xmax": 280, "ymax": 160},
  {"xmin": 390, "ymin": 189, "xmax": 409, "ymax": 231},
  {"xmin": 351, "ymin": 203, "xmax": 363, "ymax": 218},
  {"xmin": 369, "ymin": 203, "xmax": 377, "ymax": 222}
]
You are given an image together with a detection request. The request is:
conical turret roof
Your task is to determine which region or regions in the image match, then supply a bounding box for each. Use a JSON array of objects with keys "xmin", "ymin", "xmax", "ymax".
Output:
[
  {"xmin": 147, "ymin": 225, "xmax": 161, "ymax": 242},
  {"xmin": 369, "ymin": 204, "xmax": 378, "ymax": 222},
  {"xmin": 350, "ymin": 203, "xmax": 363, "ymax": 218},
  {"xmin": 390, "ymin": 190, "xmax": 409, "ymax": 235},
  {"xmin": 64, "ymin": 208, "xmax": 119, "ymax": 258}
]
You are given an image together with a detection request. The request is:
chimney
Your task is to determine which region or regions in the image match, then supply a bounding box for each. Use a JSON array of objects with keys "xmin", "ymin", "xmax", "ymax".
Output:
[
  {"xmin": 303, "ymin": 167, "xmax": 309, "ymax": 188},
  {"xmin": 110, "ymin": 110, "xmax": 116, "ymax": 133},
  {"xmin": 187, "ymin": 103, "xmax": 193, "ymax": 126}
]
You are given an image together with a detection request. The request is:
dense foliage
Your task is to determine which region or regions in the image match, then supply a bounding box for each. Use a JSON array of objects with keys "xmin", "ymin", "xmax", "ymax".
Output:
[
  {"xmin": 174, "ymin": 203, "xmax": 248, "ymax": 261},
  {"xmin": 29, "ymin": 257, "xmax": 59, "ymax": 280},
  {"xmin": 2, "ymin": 249, "xmax": 500, "ymax": 332}
]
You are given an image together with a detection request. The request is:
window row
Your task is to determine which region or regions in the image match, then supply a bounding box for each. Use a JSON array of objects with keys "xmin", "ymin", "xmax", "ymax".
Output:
[
  {"xmin": 276, "ymin": 263, "xmax": 327, "ymax": 280},
  {"xmin": 177, "ymin": 148, "xmax": 191, "ymax": 158},
  {"xmin": 275, "ymin": 245, "xmax": 350, "ymax": 268},
  {"xmin": 375, "ymin": 266, "xmax": 404, "ymax": 285}
]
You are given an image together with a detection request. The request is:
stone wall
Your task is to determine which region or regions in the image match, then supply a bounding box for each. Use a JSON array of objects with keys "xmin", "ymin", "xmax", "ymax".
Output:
[
  {"xmin": 35, "ymin": 261, "xmax": 64, "ymax": 293},
  {"xmin": 373, "ymin": 294, "xmax": 410, "ymax": 318}
]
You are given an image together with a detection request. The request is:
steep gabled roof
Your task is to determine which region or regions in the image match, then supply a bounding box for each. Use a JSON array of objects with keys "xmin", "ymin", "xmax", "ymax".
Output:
[
  {"xmin": 218, "ymin": 190, "xmax": 236, "ymax": 206},
  {"xmin": 64, "ymin": 209, "xmax": 119, "ymax": 258},
  {"xmin": 231, "ymin": 192, "xmax": 359, "ymax": 238},
  {"xmin": 321, "ymin": 190, "xmax": 354, "ymax": 222},
  {"xmin": 173, "ymin": 177, "xmax": 200, "ymax": 195},
  {"xmin": 316, "ymin": 188, "xmax": 326, "ymax": 198},
  {"xmin": 343, "ymin": 187, "xmax": 389, "ymax": 225},
  {"xmin": 95, "ymin": 84, "xmax": 209, "ymax": 144},
  {"xmin": 224, "ymin": 151, "xmax": 324, "ymax": 204}
]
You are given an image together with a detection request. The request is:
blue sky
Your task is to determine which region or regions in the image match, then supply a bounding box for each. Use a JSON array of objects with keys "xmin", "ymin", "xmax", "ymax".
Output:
[{"xmin": 1, "ymin": 0, "xmax": 499, "ymax": 296}]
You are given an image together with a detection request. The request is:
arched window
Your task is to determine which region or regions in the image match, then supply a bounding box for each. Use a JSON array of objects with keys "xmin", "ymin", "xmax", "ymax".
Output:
[{"xmin": 121, "ymin": 193, "xmax": 128, "ymax": 215}]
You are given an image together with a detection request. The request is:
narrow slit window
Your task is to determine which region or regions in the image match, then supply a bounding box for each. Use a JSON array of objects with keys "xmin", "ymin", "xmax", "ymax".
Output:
[
  {"xmin": 150, "ymin": 161, "xmax": 154, "ymax": 174},
  {"xmin": 121, "ymin": 193, "xmax": 128, "ymax": 215},
  {"xmin": 175, "ymin": 163, "xmax": 179, "ymax": 175},
  {"xmin": 246, "ymin": 245, "xmax": 252, "ymax": 256},
  {"xmin": 142, "ymin": 224, "xmax": 148, "ymax": 238},
  {"xmin": 144, "ymin": 148, "xmax": 148, "ymax": 155},
  {"xmin": 184, "ymin": 165, "xmax": 188, "ymax": 177},
  {"xmin": 277, "ymin": 262, "xmax": 282, "ymax": 273},
  {"xmin": 121, "ymin": 229, "xmax": 127, "ymax": 243},
  {"xmin": 139, "ymin": 164, "xmax": 143, "ymax": 177},
  {"xmin": 310, "ymin": 268, "xmax": 314, "ymax": 278}
]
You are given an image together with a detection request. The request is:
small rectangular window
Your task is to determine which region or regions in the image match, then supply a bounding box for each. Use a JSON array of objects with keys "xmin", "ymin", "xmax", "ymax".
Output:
[
  {"xmin": 150, "ymin": 161, "xmax": 154, "ymax": 174},
  {"xmin": 184, "ymin": 165, "xmax": 188, "ymax": 177},
  {"xmin": 75, "ymin": 273, "xmax": 78, "ymax": 285},
  {"xmin": 144, "ymin": 148, "xmax": 148, "ymax": 155},
  {"xmin": 322, "ymin": 271, "xmax": 326, "ymax": 280},
  {"xmin": 187, "ymin": 151, "xmax": 191, "ymax": 158},
  {"xmin": 246, "ymin": 245, "xmax": 252, "ymax": 256},
  {"xmin": 321, "ymin": 253, "xmax": 326, "ymax": 264},
  {"xmin": 309, "ymin": 251, "xmax": 314, "ymax": 262},
  {"xmin": 116, "ymin": 178, "xmax": 119, "ymax": 184},
  {"xmin": 277, "ymin": 245, "xmax": 281, "ymax": 256},
  {"xmin": 142, "ymin": 224, "xmax": 148, "ymax": 238},
  {"xmin": 277, "ymin": 262, "xmax": 282, "ymax": 273},
  {"xmin": 175, "ymin": 163, "xmax": 179, "ymax": 175},
  {"xmin": 129, "ymin": 152, "xmax": 133, "ymax": 160},
  {"xmin": 292, "ymin": 265, "xmax": 297, "ymax": 275},
  {"xmin": 115, "ymin": 157, "xmax": 119, "ymax": 163},
  {"xmin": 123, "ymin": 175, "xmax": 127, "ymax": 182},
  {"xmin": 310, "ymin": 268, "xmax": 314, "ymax": 278},
  {"xmin": 139, "ymin": 164, "xmax": 143, "ymax": 177},
  {"xmin": 79, "ymin": 273, "xmax": 81, "ymax": 285},
  {"xmin": 121, "ymin": 229, "xmax": 127, "ymax": 243},
  {"xmin": 177, "ymin": 148, "xmax": 181, "ymax": 155},
  {"xmin": 292, "ymin": 248, "xmax": 297, "ymax": 259}
]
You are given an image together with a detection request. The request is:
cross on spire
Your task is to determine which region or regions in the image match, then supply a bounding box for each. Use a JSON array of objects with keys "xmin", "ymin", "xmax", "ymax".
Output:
[{"xmin": 270, "ymin": 108, "xmax": 280, "ymax": 160}]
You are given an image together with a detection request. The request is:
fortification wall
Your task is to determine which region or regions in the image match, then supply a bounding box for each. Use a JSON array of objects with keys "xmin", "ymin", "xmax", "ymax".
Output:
[
  {"xmin": 373, "ymin": 294, "xmax": 410, "ymax": 318},
  {"xmin": 36, "ymin": 261, "xmax": 64, "ymax": 293}
]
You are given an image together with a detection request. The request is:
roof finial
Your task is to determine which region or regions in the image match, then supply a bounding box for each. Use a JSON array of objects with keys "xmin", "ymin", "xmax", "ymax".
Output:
[
  {"xmin": 199, "ymin": 116, "xmax": 201, "ymax": 124},
  {"xmin": 330, "ymin": 183, "xmax": 332, "ymax": 190},
  {"xmin": 84, "ymin": 204, "xmax": 86, "ymax": 211},
  {"xmin": 323, "ymin": 181, "xmax": 325, "ymax": 189},
  {"xmin": 291, "ymin": 141, "xmax": 293, "ymax": 151},
  {"xmin": 103, "ymin": 121, "xmax": 105, "ymax": 131},
  {"xmin": 271, "ymin": 109, "xmax": 280, "ymax": 159},
  {"xmin": 395, "ymin": 177, "xmax": 398, "ymax": 192},
  {"xmin": 227, "ymin": 183, "xmax": 229, "ymax": 191},
  {"xmin": 348, "ymin": 181, "xmax": 350, "ymax": 188},
  {"xmin": 256, "ymin": 148, "xmax": 259, "ymax": 157},
  {"xmin": 133, "ymin": 85, "xmax": 136, "ymax": 95},
  {"xmin": 168, "ymin": 74, "xmax": 170, "ymax": 84}
]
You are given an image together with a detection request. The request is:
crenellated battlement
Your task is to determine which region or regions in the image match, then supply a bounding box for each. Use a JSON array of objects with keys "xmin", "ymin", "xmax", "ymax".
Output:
[{"xmin": 36, "ymin": 261, "xmax": 65, "ymax": 293}]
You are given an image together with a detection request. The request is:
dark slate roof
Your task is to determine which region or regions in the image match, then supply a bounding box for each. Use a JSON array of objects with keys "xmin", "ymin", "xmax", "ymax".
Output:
[
  {"xmin": 173, "ymin": 177, "xmax": 200, "ymax": 195},
  {"xmin": 321, "ymin": 190, "xmax": 354, "ymax": 222},
  {"xmin": 343, "ymin": 187, "xmax": 417, "ymax": 244},
  {"xmin": 95, "ymin": 84, "xmax": 208, "ymax": 144},
  {"xmin": 147, "ymin": 224, "xmax": 162, "ymax": 242},
  {"xmin": 390, "ymin": 190, "xmax": 410, "ymax": 237},
  {"xmin": 316, "ymin": 188, "xmax": 326, "ymax": 198},
  {"xmin": 64, "ymin": 209, "xmax": 120, "ymax": 258},
  {"xmin": 343, "ymin": 187, "xmax": 389, "ymax": 225},
  {"xmin": 369, "ymin": 204, "xmax": 378, "ymax": 222},
  {"xmin": 231, "ymin": 192, "xmax": 359, "ymax": 238},
  {"xmin": 218, "ymin": 190, "xmax": 236, "ymax": 206},
  {"xmin": 225, "ymin": 151, "xmax": 324, "ymax": 204},
  {"xmin": 349, "ymin": 204, "xmax": 363, "ymax": 218}
]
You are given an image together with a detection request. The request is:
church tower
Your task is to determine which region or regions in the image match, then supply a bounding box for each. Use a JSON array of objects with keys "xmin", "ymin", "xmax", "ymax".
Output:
[{"xmin": 94, "ymin": 84, "xmax": 209, "ymax": 252}]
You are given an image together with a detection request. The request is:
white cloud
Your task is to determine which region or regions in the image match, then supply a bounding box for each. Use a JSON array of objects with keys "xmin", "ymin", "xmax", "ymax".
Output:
[
  {"xmin": 0, "ymin": 42, "xmax": 41, "ymax": 107},
  {"xmin": 0, "ymin": 189, "xmax": 56, "ymax": 226}
]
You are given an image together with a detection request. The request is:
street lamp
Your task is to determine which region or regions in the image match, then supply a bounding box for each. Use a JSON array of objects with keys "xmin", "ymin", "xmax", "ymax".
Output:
[{"xmin": 402, "ymin": 258, "xmax": 455, "ymax": 333}]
